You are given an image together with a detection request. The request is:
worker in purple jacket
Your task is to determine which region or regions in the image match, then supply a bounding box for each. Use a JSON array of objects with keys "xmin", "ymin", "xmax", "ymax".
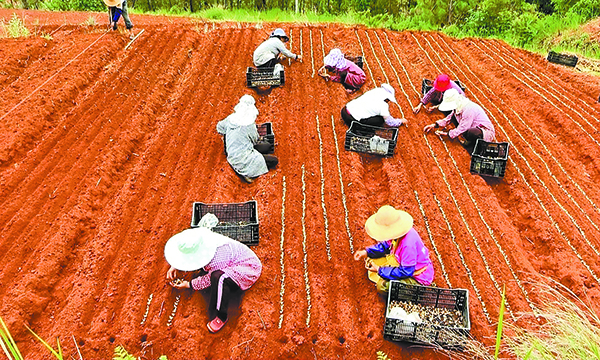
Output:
[
  {"xmin": 318, "ymin": 48, "xmax": 366, "ymax": 94},
  {"xmin": 413, "ymin": 73, "xmax": 465, "ymax": 114},
  {"xmin": 423, "ymin": 88, "xmax": 496, "ymax": 146},
  {"xmin": 354, "ymin": 205, "xmax": 435, "ymax": 293},
  {"xmin": 165, "ymin": 225, "xmax": 262, "ymax": 333}
]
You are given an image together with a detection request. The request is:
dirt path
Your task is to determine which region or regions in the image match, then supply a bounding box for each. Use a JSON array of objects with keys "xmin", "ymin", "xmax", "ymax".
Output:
[{"xmin": 2, "ymin": 9, "xmax": 600, "ymax": 359}]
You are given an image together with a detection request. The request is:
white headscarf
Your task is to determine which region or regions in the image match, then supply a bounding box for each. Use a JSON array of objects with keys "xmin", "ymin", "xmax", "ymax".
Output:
[
  {"xmin": 324, "ymin": 48, "xmax": 346, "ymax": 70},
  {"xmin": 229, "ymin": 95, "xmax": 259, "ymax": 127}
]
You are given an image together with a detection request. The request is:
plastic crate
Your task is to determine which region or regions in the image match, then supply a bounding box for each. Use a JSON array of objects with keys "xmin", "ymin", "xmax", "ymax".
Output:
[
  {"xmin": 257, "ymin": 122, "xmax": 275, "ymax": 154},
  {"xmin": 345, "ymin": 55, "xmax": 364, "ymax": 69},
  {"xmin": 421, "ymin": 78, "xmax": 466, "ymax": 96},
  {"xmin": 547, "ymin": 51, "xmax": 578, "ymax": 67},
  {"xmin": 246, "ymin": 66, "xmax": 285, "ymax": 88},
  {"xmin": 190, "ymin": 201, "xmax": 259, "ymax": 246},
  {"xmin": 470, "ymin": 139, "xmax": 510, "ymax": 178},
  {"xmin": 384, "ymin": 281, "xmax": 471, "ymax": 349},
  {"xmin": 344, "ymin": 121, "xmax": 398, "ymax": 157}
]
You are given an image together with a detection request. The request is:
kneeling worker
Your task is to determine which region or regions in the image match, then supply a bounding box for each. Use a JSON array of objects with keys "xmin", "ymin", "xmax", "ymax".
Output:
[
  {"xmin": 354, "ymin": 205, "xmax": 435, "ymax": 293},
  {"xmin": 341, "ymin": 84, "xmax": 406, "ymax": 127}
]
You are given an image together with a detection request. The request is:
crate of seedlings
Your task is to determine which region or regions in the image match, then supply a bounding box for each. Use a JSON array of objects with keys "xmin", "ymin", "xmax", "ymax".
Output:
[
  {"xmin": 384, "ymin": 281, "xmax": 471, "ymax": 349},
  {"xmin": 257, "ymin": 122, "xmax": 275, "ymax": 154},
  {"xmin": 345, "ymin": 55, "xmax": 364, "ymax": 69},
  {"xmin": 421, "ymin": 78, "xmax": 466, "ymax": 96},
  {"xmin": 246, "ymin": 66, "xmax": 285, "ymax": 88},
  {"xmin": 344, "ymin": 121, "xmax": 398, "ymax": 157},
  {"xmin": 470, "ymin": 139, "xmax": 510, "ymax": 178},
  {"xmin": 547, "ymin": 51, "xmax": 578, "ymax": 67},
  {"xmin": 190, "ymin": 200, "xmax": 259, "ymax": 246}
]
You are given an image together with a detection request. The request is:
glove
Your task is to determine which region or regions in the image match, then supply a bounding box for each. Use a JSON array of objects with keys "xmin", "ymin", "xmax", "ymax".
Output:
[
  {"xmin": 384, "ymin": 117, "xmax": 405, "ymax": 127},
  {"xmin": 198, "ymin": 213, "xmax": 219, "ymax": 229}
]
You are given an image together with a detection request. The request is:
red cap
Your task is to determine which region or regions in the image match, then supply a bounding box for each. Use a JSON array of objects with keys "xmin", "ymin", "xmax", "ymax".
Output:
[{"xmin": 433, "ymin": 74, "xmax": 451, "ymax": 92}]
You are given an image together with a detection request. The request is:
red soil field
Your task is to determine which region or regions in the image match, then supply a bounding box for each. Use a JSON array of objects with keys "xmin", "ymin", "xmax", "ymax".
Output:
[{"xmin": 2, "ymin": 9, "xmax": 600, "ymax": 359}]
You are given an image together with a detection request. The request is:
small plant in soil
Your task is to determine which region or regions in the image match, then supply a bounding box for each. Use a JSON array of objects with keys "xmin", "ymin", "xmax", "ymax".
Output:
[{"xmin": 2, "ymin": 14, "xmax": 30, "ymax": 38}]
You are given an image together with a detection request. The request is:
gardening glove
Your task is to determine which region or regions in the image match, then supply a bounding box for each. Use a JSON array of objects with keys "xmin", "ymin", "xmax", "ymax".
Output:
[{"xmin": 198, "ymin": 213, "xmax": 218, "ymax": 229}]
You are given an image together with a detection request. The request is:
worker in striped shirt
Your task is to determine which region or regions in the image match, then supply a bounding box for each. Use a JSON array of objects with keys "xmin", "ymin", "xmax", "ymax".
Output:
[{"xmin": 165, "ymin": 226, "xmax": 262, "ymax": 333}]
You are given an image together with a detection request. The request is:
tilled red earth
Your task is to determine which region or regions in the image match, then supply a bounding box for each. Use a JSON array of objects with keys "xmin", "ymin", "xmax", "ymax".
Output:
[{"xmin": 2, "ymin": 9, "xmax": 600, "ymax": 359}]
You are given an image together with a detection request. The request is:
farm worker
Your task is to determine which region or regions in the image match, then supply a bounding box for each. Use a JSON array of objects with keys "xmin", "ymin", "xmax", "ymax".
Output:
[
  {"xmin": 353, "ymin": 205, "xmax": 435, "ymax": 293},
  {"xmin": 216, "ymin": 94, "xmax": 278, "ymax": 183},
  {"xmin": 253, "ymin": 28, "xmax": 302, "ymax": 68},
  {"xmin": 413, "ymin": 74, "xmax": 465, "ymax": 114},
  {"xmin": 318, "ymin": 48, "xmax": 366, "ymax": 94},
  {"xmin": 165, "ymin": 221, "xmax": 262, "ymax": 333},
  {"xmin": 423, "ymin": 88, "xmax": 496, "ymax": 146},
  {"xmin": 341, "ymin": 83, "xmax": 406, "ymax": 127},
  {"xmin": 103, "ymin": 0, "xmax": 134, "ymax": 39}
]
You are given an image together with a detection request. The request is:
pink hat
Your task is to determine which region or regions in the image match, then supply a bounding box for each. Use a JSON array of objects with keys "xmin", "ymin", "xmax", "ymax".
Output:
[{"xmin": 433, "ymin": 74, "xmax": 451, "ymax": 92}]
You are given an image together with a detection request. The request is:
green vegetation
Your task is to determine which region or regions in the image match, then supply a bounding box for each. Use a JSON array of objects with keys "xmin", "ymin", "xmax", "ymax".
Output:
[
  {"xmin": 4, "ymin": 0, "xmax": 600, "ymax": 58},
  {"xmin": 442, "ymin": 281, "xmax": 600, "ymax": 360},
  {"xmin": 1, "ymin": 14, "xmax": 30, "ymax": 38},
  {"xmin": 0, "ymin": 316, "xmax": 23, "ymax": 360}
]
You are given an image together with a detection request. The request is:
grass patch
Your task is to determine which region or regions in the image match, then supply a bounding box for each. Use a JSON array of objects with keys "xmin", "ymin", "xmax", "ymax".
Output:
[
  {"xmin": 1, "ymin": 14, "xmax": 30, "ymax": 38},
  {"xmin": 440, "ymin": 280, "xmax": 600, "ymax": 360}
]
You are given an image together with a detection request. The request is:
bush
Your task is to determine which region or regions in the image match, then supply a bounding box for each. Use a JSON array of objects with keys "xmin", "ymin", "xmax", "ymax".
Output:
[{"xmin": 567, "ymin": 0, "xmax": 600, "ymax": 21}]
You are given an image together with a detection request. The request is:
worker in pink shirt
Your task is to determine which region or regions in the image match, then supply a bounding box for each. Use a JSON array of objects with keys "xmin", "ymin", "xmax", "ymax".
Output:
[
  {"xmin": 413, "ymin": 73, "xmax": 464, "ymax": 114},
  {"xmin": 165, "ymin": 223, "xmax": 262, "ymax": 333},
  {"xmin": 318, "ymin": 48, "xmax": 366, "ymax": 94},
  {"xmin": 354, "ymin": 205, "xmax": 435, "ymax": 293},
  {"xmin": 423, "ymin": 88, "xmax": 496, "ymax": 146}
]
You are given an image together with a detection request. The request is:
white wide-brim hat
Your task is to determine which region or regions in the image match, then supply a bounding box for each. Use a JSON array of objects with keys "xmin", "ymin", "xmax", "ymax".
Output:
[
  {"xmin": 164, "ymin": 227, "xmax": 223, "ymax": 271},
  {"xmin": 381, "ymin": 83, "xmax": 398, "ymax": 104},
  {"xmin": 438, "ymin": 88, "xmax": 461, "ymax": 112}
]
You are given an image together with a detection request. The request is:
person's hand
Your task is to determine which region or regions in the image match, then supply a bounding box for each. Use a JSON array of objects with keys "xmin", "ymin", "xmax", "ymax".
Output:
[
  {"xmin": 412, "ymin": 103, "xmax": 422, "ymax": 114},
  {"xmin": 366, "ymin": 261, "xmax": 380, "ymax": 272},
  {"xmin": 166, "ymin": 266, "xmax": 178, "ymax": 281},
  {"xmin": 170, "ymin": 279, "xmax": 190, "ymax": 289},
  {"xmin": 423, "ymin": 123, "xmax": 437, "ymax": 133},
  {"xmin": 425, "ymin": 105, "xmax": 436, "ymax": 113},
  {"xmin": 296, "ymin": 54, "xmax": 302, "ymax": 62},
  {"xmin": 385, "ymin": 117, "xmax": 405, "ymax": 127},
  {"xmin": 354, "ymin": 250, "xmax": 368, "ymax": 261}
]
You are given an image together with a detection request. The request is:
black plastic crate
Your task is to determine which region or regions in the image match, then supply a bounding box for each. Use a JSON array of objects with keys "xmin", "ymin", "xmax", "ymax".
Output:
[
  {"xmin": 384, "ymin": 281, "xmax": 470, "ymax": 349},
  {"xmin": 345, "ymin": 55, "xmax": 364, "ymax": 69},
  {"xmin": 257, "ymin": 122, "xmax": 275, "ymax": 154},
  {"xmin": 344, "ymin": 121, "xmax": 398, "ymax": 157},
  {"xmin": 246, "ymin": 66, "xmax": 285, "ymax": 88},
  {"xmin": 547, "ymin": 51, "xmax": 578, "ymax": 67},
  {"xmin": 190, "ymin": 201, "xmax": 259, "ymax": 246},
  {"xmin": 421, "ymin": 78, "xmax": 466, "ymax": 96},
  {"xmin": 470, "ymin": 139, "xmax": 510, "ymax": 178}
]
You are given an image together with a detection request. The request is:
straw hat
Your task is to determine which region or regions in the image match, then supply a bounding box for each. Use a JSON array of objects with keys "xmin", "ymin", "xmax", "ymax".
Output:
[
  {"xmin": 103, "ymin": 0, "xmax": 121, "ymax": 7},
  {"xmin": 381, "ymin": 83, "xmax": 398, "ymax": 104},
  {"xmin": 164, "ymin": 227, "xmax": 226, "ymax": 271},
  {"xmin": 364, "ymin": 205, "xmax": 413, "ymax": 241}
]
